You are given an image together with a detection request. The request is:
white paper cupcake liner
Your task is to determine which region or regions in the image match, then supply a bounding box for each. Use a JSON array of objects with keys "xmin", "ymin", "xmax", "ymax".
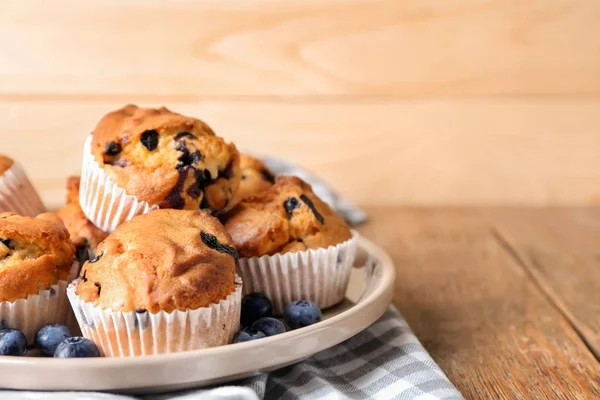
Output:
[
  {"xmin": 67, "ymin": 277, "xmax": 242, "ymax": 357},
  {"xmin": 238, "ymin": 231, "xmax": 359, "ymax": 315},
  {"xmin": 0, "ymin": 261, "xmax": 79, "ymax": 344},
  {"xmin": 79, "ymin": 135, "xmax": 158, "ymax": 232},
  {"xmin": 0, "ymin": 162, "xmax": 46, "ymax": 217}
]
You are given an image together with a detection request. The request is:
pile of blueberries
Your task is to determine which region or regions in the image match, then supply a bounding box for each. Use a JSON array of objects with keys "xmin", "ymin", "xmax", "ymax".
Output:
[
  {"xmin": 234, "ymin": 293, "xmax": 322, "ymax": 343},
  {"xmin": 0, "ymin": 324, "xmax": 99, "ymax": 358}
]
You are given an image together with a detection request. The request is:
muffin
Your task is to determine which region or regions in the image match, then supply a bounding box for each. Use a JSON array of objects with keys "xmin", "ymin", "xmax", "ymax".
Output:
[
  {"xmin": 67, "ymin": 209, "xmax": 242, "ymax": 357},
  {"xmin": 0, "ymin": 212, "xmax": 78, "ymax": 343},
  {"xmin": 0, "ymin": 154, "xmax": 46, "ymax": 217},
  {"xmin": 229, "ymin": 154, "xmax": 275, "ymax": 206},
  {"xmin": 79, "ymin": 105, "xmax": 241, "ymax": 232},
  {"xmin": 57, "ymin": 176, "xmax": 108, "ymax": 262},
  {"xmin": 223, "ymin": 176, "xmax": 358, "ymax": 314}
]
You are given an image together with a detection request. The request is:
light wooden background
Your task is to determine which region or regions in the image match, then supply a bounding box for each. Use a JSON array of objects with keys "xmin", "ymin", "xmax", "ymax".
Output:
[{"xmin": 1, "ymin": 0, "xmax": 599, "ymax": 209}]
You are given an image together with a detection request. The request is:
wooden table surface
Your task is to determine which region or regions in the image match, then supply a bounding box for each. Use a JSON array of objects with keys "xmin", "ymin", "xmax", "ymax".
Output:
[{"xmin": 358, "ymin": 207, "xmax": 600, "ymax": 400}]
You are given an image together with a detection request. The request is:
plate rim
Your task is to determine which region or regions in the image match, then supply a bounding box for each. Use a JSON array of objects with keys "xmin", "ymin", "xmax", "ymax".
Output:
[{"xmin": 0, "ymin": 235, "xmax": 396, "ymax": 391}]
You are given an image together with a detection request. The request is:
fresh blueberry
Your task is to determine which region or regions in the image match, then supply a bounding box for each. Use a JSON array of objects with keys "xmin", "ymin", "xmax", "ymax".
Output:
[
  {"xmin": 241, "ymin": 293, "xmax": 273, "ymax": 327},
  {"xmin": 35, "ymin": 324, "xmax": 72, "ymax": 357},
  {"xmin": 0, "ymin": 328, "xmax": 27, "ymax": 356},
  {"xmin": 283, "ymin": 300, "xmax": 322, "ymax": 330},
  {"xmin": 252, "ymin": 317, "xmax": 286, "ymax": 337},
  {"xmin": 54, "ymin": 337, "xmax": 100, "ymax": 358},
  {"xmin": 232, "ymin": 328, "xmax": 266, "ymax": 343}
]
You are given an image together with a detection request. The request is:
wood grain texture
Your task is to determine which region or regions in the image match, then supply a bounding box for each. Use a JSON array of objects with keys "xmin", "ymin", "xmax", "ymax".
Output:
[
  {"xmin": 487, "ymin": 208, "xmax": 600, "ymax": 359},
  {"xmin": 1, "ymin": 0, "xmax": 599, "ymax": 97},
  {"xmin": 1, "ymin": 99, "xmax": 599, "ymax": 209},
  {"xmin": 359, "ymin": 207, "xmax": 600, "ymax": 400}
]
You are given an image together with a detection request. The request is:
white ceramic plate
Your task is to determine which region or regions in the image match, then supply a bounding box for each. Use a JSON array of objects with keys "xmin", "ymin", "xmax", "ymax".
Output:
[{"xmin": 0, "ymin": 236, "xmax": 395, "ymax": 393}]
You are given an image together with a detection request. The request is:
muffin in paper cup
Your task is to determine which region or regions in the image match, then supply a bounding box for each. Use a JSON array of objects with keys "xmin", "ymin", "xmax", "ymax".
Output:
[
  {"xmin": 0, "ymin": 155, "xmax": 46, "ymax": 217},
  {"xmin": 0, "ymin": 260, "xmax": 79, "ymax": 344},
  {"xmin": 69, "ymin": 209, "xmax": 242, "ymax": 357},
  {"xmin": 238, "ymin": 231, "xmax": 358, "ymax": 315},
  {"xmin": 79, "ymin": 105, "xmax": 241, "ymax": 232},
  {"xmin": 80, "ymin": 135, "xmax": 158, "ymax": 232},
  {"xmin": 223, "ymin": 176, "xmax": 358, "ymax": 315},
  {"xmin": 67, "ymin": 277, "xmax": 242, "ymax": 357}
]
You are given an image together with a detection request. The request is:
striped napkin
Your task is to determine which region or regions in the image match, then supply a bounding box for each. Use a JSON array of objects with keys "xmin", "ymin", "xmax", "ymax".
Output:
[{"xmin": 1, "ymin": 158, "xmax": 463, "ymax": 400}]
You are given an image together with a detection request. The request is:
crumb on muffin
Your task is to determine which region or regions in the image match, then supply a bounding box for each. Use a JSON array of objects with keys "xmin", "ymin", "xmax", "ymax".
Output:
[
  {"xmin": 222, "ymin": 176, "xmax": 352, "ymax": 258},
  {"xmin": 76, "ymin": 209, "xmax": 238, "ymax": 313},
  {"xmin": 0, "ymin": 212, "xmax": 75, "ymax": 302},
  {"xmin": 89, "ymin": 105, "xmax": 241, "ymax": 213}
]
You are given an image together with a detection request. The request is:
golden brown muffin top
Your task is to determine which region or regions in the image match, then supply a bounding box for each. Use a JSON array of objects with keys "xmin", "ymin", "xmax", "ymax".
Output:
[
  {"xmin": 0, "ymin": 154, "xmax": 14, "ymax": 175},
  {"xmin": 90, "ymin": 105, "xmax": 241, "ymax": 213},
  {"xmin": 76, "ymin": 209, "xmax": 238, "ymax": 313},
  {"xmin": 223, "ymin": 176, "xmax": 352, "ymax": 258},
  {"xmin": 0, "ymin": 212, "xmax": 75, "ymax": 302},
  {"xmin": 230, "ymin": 154, "xmax": 275, "ymax": 206},
  {"xmin": 56, "ymin": 176, "xmax": 109, "ymax": 250}
]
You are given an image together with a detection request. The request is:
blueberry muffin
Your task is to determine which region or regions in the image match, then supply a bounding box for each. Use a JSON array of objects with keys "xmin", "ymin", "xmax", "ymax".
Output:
[
  {"xmin": 57, "ymin": 176, "xmax": 108, "ymax": 258},
  {"xmin": 0, "ymin": 154, "xmax": 46, "ymax": 217},
  {"xmin": 68, "ymin": 209, "xmax": 241, "ymax": 356},
  {"xmin": 0, "ymin": 212, "xmax": 76, "ymax": 302},
  {"xmin": 223, "ymin": 176, "xmax": 352, "ymax": 257},
  {"xmin": 229, "ymin": 154, "xmax": 275, "ymax": 206},
  {"xmin": 88, "ymin": 105, "xmax": 241, "ymax": 212},
  {"xmin": 223, "ymin": 176, "xmax": 357, "ymax": 313},
  {"xmin": 0, "ymin": 212, "xmax": 77, "ymax": 342}
]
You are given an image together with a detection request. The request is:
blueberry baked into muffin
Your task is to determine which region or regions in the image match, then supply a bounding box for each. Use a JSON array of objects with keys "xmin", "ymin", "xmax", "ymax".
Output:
[
  {"xmin": 0, "ymin": 212, "xmax": 77, "ymax": 342},
  {"xmin": 0, "ymin": 154, "xmax": 46, "ymax": 217},
  {"xmin": 68, "ymin": 209, "xmax": 242, "ymax": 357},
  {"xmin": 222, "ymin": 176, "xmax": 358, "ymax": 314},
  {"xmin": 56, "ymin": 176, "xmax": 108, "ymax": 262},
  {"xmin": 229, "ymin": 154, "xmax": 275, "ymax": 207},
  {"xmin": 80, "ymin": 105, "xmax": 241, "ymax": 231}
]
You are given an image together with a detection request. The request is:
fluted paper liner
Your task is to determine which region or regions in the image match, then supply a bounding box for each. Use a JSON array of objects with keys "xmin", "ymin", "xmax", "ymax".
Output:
[
  {"xmin": 67, "ymin": 277, "xmax": 242, "ymax": 357},
  {"xmin": 79, "ymin": 135, "xmax": 158, "ymax": 232},
  {"xmin": 238, "ymin": 231, "xmax": 359, "ymax": 315},
  {"xmin": 0, "ymin": 161, "xmax": 46, "ymax": 217},
  {"xmin": 0, "ymin": 261, "xmax": 79, "ymax": 344}
]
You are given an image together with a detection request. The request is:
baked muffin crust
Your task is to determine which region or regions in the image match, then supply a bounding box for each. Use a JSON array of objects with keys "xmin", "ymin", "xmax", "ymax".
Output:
[
  {"xmin": 223, "ymin": 176, "xmax": 352, "ymax": 258},
  {"xmin": 0, "ymin": 154, "xmax": 14, "ymax": 176},
  {"xmin": 0, "ymin": 212, "xmax": 75, "ymax": 302},
  {"xmin": 57, "ymin": 176, "xmax": 109, "ymax": 251},
  {"xmin": 90, "ymin": 105, "xmax": 241, "ymax": 212},
  {"xmin": 76, "ymin": 209, "xmax": 237, "ymax": 313},
  {"xmin": 230, "ymin": 154, "xmax": 275, "ymax": 206}
]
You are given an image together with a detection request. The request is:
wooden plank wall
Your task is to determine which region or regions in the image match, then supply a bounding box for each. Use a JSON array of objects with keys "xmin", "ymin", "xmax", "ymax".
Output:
[{"xmin": 1, "ymin": 0, "xmax": 599, "ymax": 209}]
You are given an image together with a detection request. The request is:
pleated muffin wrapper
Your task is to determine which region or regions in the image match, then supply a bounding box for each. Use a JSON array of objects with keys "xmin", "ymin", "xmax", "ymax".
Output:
[
  {"xmin": 238, "ymin": 230, "xmax": 359, "ymax": 315},
  {"xmin": 66, "ymin": 276, "xmax": 242, "ymax": 357},
  {"xmin": 0, "ymin": 161, "xmax": 46, "ymax": 217},
  {"xmin": 0, "ymin": 260, "xmax": 80, "ymax": 344},
  {"xmin": 79, "ymin": 135, "xmax": 158, "ymax": 232}
]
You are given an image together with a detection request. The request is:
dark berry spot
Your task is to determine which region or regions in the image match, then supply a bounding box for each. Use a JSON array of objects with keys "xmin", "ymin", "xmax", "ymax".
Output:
[
  {"xmin": 200, "ymin": 231, "xmax": 239, "ymax": 267},
  {"xmin": 299, "ymin": 194, "xmax": 324, "ymax": 224},
  {"xmin": 1, "ymin": 239, "xmax": 11, "ymax": 247},
  {"xmin": 135, "ymin": 308, "xmax": 147, "ymax": 314},
  {"xmin": 81, "ymin": 269, "xmax": 88, "ymax": 282},
  {"xmin": 104, "ymin": 141, "xmax": 122, "ymax": 156},
  {"xmin": 140, "ymin": 130, "xmax": 159, "ymax": 151},
  {"xmin": 89, "ymin": 251, "xmax": 104, "ymax": 263},
  {"xmin": 283, "ymin": 197, "xmax": 300, "ymax": 219},
  {"xmin": 94, "ymin": 282, "xmax": 102, "ymax": 297},
  {"xmin": 260, "ymin": 169, "xmax": 275, "ymax": 184},
  {"xmin": 175, "ymin": 132, "xmax": 197, "ymax": 140},
  {"xmin": 159, "ymin": 168, "xmax": 188, "ymax": 209},
  {"xmin": 49, "ymin": 288, "xmax": 56, "ymax": 297},
  {"xmin": 241, "ymin": 174, "xmax": 247, "ymax": 181}
]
